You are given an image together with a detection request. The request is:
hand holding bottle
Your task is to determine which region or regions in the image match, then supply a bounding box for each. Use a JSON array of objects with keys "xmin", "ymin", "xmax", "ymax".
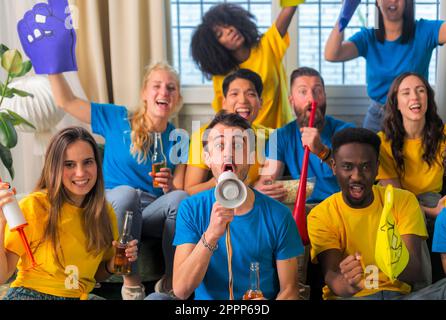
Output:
[
  {"xmin": 112, "ymin": 239, "xmax": 139, "ymax": 262},
  {"xmin": 149, "ymin": 167, "xmax": 173, "ymax": 193},
  {"xmin": 112, "ymin": 211, "xmax": 138, "ymax": 275}
]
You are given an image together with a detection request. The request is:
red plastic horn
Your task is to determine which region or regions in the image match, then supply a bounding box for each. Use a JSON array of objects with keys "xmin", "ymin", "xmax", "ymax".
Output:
[{"xmin": 292, "ymin": 101, "xmax": 317, "ymax": 245}]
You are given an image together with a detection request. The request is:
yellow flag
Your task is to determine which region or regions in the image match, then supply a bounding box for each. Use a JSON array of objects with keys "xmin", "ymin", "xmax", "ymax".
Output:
[
  {"xmin": 375, "ymin": 185, "xmax": 409, "ymax": 282},
  {"xmin": 280, "ymin": 0, "xmax": 305, "ymax": 7}
]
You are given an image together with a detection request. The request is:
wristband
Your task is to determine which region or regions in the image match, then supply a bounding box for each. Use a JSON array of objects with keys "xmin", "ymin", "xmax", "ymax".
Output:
[
  {"xmin": 317, "ymin": 145, "xmax": 329, "ymax": 160},
  {"xmin": 321, "ymin": 148, "xmax": 332, "ymax": 162},
  {"xmin": 201, "ymin": 233, "xmax": 218, "ymax": 253}
]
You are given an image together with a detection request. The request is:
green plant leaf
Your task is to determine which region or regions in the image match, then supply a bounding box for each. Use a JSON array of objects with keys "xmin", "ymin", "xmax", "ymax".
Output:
[
  {"xmin": 0, "ymin": 84, "xmax": 14, "ymax": 98},
  {"xmin": 0, "ymin": 114, "xmax": 17, "ymax": 148},
  {"xmin": 1, "ymin": 49, "xmax": 23, "ymax": 74},
  {"xmin": 0, "ymin": 143, "xmax": 14, "ymax": 179},
  {"xmin": 0, "ymin": 44, "xmax": 9, "ymax": 59},
  {"xmin": 0, "ymin": 144, "xmax": 13, "ymax": 169},
  {"xmin": 5, "ymin": 109, "xmax": 35, "ymax": 129},
  {"xmin": 10, "ymin": 87, "xmax": 33, "ymax": 98},
  {"xmin": 11, "ymin": 61, "xmax": 33, "ymax": 78}
]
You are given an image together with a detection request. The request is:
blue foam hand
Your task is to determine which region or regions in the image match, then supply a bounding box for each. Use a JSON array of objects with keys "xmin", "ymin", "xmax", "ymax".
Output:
[
  {"xmin": 338, "ymin": 0, "xmax": 361, "ymax": 33},
  {"xmin": 17, "ymin": 0, "xmax": 77, "ymax": 74}
]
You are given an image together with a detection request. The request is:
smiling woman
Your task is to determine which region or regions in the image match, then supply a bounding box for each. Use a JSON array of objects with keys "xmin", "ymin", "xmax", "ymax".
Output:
[
  {"xmin": 377, "ymin": 72, "xmax": 446, "ymax": 217},
  {"xmin": 0, "ymin": 127, "xmax": 140, "ymax": 300},
  {"xmin": 62, "ymin": 140, "xmax": 98, "ymax": 207}
]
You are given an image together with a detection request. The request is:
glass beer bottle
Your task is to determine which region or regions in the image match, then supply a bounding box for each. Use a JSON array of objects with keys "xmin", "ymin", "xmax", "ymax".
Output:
[
  {"xmin": 151, "ymin": 132, "xmax": 167, "ymax": 188},
  {"xmin": 113, "ymin": 211, "xmax": 133, "ymax": 275},
  {"xmin": 243, "ymin": 262, "xmax": 264, "ymax": 300}
]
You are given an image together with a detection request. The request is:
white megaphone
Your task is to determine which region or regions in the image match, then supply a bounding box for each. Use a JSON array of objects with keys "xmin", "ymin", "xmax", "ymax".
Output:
[{"xmin": 215, "ymin": 171, "xmax": 247, "ymax": 209}]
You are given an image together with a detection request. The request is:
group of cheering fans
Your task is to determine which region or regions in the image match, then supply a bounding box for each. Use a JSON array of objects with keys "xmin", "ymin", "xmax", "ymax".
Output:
[{"xmin": 1, "ymin": 0, "xmax": 446, "ymax": 300}]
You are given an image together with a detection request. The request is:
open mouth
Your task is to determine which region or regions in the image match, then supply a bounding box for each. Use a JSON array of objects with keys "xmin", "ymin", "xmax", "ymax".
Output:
[
  {"xmin": 156, "ymin": 99, "xmax": 169, "ymax": 109},
  {"xmin": 222, "ymin": 163, "xmax": 235, "ymax": 172},
  {"xmin": 236, "ymin": 108, "xmax": 251, "ymax": 120},
  {"xmin": 72, "ymin": 179, "xmax": 89, "ymax": 187},
  {"xmin": 349, "ymin": 184, "xmax": 365, "ymax": 200},
  {"xmin": 388, "ymin": 5, "xmax": 397, "ymax": 11},
  {"xmin": 409, "ymin": 103, "xmax": 421, "ymax": 112}
]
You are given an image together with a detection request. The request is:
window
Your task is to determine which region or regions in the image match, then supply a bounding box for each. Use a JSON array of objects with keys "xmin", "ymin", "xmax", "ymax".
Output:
[
  {"xmin": 298, "ymin": 0, "xmax": 441, "ymax": 85},
  {"xmin": 171, "ymin": 0, "xmax": 272, "ymax": 85}
]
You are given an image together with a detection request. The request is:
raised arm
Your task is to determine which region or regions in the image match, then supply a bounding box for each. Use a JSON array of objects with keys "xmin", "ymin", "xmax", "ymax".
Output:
[
  {"xmin": 48, "ymin": 74, "xmax": 91, "ymax": 124},
  {"xmin": 324, "ymin": 21, "xmax": 359, "ymax": 62},
  {"xmin": 275, "ymin": 6, "xmax": 298, "ymax": 37}
]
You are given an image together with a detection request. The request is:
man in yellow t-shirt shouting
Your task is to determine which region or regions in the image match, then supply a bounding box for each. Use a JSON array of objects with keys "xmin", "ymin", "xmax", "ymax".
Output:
[{"xmin": 308, "ymin": 127, "xmax": 446, "ymax": 300}]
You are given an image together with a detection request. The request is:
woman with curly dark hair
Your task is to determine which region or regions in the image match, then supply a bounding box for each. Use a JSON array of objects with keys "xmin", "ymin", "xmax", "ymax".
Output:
[
  {"xmin": 191, "ymin": 1, "xmax": 304, "ymax": 129},
  {"xmin": 377, "ymin": 72, "xmax": 446, "ymax": 218}
]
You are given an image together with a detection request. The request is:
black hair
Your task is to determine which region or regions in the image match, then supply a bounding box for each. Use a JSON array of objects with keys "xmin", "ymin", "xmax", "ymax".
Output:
[
  {"xmin": 202, "ymin": 111, "xmax": 253, "ymax": 151},
  {"xmin": 222, "ymin": 68, "xmax": 263, "ymax": 97},
  {"xmin": 290, "ymin": 66, "xmax": 325, "ymax": 89},
  {"xmin": 382, "ymin": 72, "xmax": 445, "ymax": 174},
  {"xmin": 191, "ymin": 3, "xmax": 261, "ymax": 77},
  {"xmin": 375, "ymin": 0, "xmax": 415, "ymax": 44},
  {"xmin": 332, "ymin": 127, "xmax": 381, "ymax": 160}
]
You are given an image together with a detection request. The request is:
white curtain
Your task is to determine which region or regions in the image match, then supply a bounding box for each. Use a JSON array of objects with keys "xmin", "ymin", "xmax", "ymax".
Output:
[
  {"xmin": 436, "ymin": 2, "xmax": 446, "ymax": 120},
  {"xmin": 0, "ymin": 0, "xmax": 86, "ymax": 194}
]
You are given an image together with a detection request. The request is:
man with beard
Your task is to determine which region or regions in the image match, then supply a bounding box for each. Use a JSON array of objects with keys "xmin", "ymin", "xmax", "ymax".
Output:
[
  {"xmin": 163, "ymin": 112, "xmax": 303, "ymax": 300},
  {"xmin": 256, "ymin": 67, "xmax": 354, "ymax": 203},
  {"xmin": 308, "ymin": 127, "xmax": 446, "ymax": 300}
]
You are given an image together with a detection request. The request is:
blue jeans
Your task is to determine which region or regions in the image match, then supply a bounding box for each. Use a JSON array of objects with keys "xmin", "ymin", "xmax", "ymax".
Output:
[
  {"xmin": 343, "ymin": 278, "xmax": 446, "ymax": 300},
  {"xmin": 362, "ymin": 100, "xmax": 384, "ymax": 133},
  {"xmin": 3, "ymin": 287, "xmax": 79, "ymax": 300},
  {"xmin": 106, "ymin": 186, "xmax": 188, "ymax": 278}
]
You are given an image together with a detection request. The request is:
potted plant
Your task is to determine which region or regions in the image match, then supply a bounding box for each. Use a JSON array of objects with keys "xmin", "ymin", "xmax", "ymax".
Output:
[{"xmin": 0, "ymin": 44, "xmax": 35, "ymax": 179}]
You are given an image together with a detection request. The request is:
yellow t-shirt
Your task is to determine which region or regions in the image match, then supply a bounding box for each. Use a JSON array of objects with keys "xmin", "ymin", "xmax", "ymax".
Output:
[
  {"xmin": 308, "ymin": 185, "xmax": 427, "ymax": 300},
  {"xmin": 4, "ymin": 191, "xmax": 119, "ymax": 299},
  {"xmin": 187, "ymin": 122, "xmax": 270, "ymax": 186},
  {"xmin": 211, "ymin": 24, "xmax": 294, "ymax": 129},
  {"xmin": 377, "ymin": 129, "xmax": 446, "ymax": 195}
]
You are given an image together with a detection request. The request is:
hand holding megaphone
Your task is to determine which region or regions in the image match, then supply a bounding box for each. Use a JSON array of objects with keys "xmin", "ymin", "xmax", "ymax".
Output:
[{"xmin": 215, "ymin": 171, "xmax": 247, "ymax": 209}]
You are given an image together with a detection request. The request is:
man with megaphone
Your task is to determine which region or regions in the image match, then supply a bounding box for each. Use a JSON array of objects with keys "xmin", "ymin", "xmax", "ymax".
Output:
[{"xmin": 147, "ymin": 112, "xmax": 303, "ymax": 300}]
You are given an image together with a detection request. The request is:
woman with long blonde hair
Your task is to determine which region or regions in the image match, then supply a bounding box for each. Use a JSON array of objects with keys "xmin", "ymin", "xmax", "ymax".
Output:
[
  {"xmin": 47, "ymin": 62, "xmax": 188, "ymax": 299},
  {"xmin": 0, "ymin": 127, "xmax": 138, "ymax": 300}
]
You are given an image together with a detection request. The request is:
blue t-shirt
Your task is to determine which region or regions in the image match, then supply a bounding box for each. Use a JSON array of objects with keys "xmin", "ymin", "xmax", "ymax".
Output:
[
  {"xmin": 266, "ymin": 116, "xmax": 354, "ymax": 203},
  {"xmin": 173, "ymin": 188, "xmax": 303, "ymax": 300},
  {"xmin": 432, "ymin": 208, "xmax": 446, "ymax": 253},
  {"xmin": 91, "ymin": 102, "xmax": 188, "ymax": 197},
  {"xmin": 349, "ymin": 19, "xmax": 444, "ymax": 105}
]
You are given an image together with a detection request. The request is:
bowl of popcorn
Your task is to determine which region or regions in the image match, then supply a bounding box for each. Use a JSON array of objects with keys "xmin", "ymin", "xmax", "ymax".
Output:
[{"xmin": 277, "ymin": 177, "xmax": 316, "ymax": 204}]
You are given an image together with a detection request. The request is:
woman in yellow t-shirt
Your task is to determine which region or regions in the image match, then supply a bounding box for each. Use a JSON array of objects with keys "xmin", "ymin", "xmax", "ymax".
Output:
[
  {"xmin": 377, "ymin": 72, "xmax": 446, "ymax": 218},
  {"xmin": 0, "ymin": 127, "xmax": 138, "ymax": 300},
  {"xmin": 190, "ymin": 2, "xmax": 304, "ymax": 129}
]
